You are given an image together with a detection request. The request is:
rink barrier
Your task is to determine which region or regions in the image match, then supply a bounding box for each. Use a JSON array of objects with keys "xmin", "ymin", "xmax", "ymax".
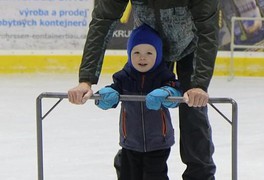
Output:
[
  {"xmin": 36, "ymin": 92, "xmax": 238, "ymax": 180},
  {"xmin": 1, "ymin": 52, "xmax": 264, "ymax": 76}
]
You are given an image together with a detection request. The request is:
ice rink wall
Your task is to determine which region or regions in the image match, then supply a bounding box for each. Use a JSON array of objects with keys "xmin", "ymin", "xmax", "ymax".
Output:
[
  {"xmin": 0, "ymin": 0, "xmax": 264, "ymax": 76},
  {"xmin": 0, "ymin": 51, "xmax": 264, "ymax": 76}
]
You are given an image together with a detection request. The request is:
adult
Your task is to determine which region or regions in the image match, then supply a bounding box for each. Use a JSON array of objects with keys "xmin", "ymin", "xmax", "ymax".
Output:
[{"xmin": 68, "ymin": 0, "xmax": 219, "ymax": 179}]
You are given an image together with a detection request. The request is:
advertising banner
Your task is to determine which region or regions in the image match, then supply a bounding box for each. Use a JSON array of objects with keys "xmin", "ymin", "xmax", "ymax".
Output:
[
  {"xmin": 0, "ymin": 0, "xmax": 263, "ymax": 52},
  {"xmin": 0, "ymin": 0, "xmax": 93, "ymax": 51},
  {"xmin": 219, "ymin": 0, "xmax": 264, "ymax": 51},
  {"xmin": 107, "ymin": 14, "xmax": 134, "ymax": 50}
]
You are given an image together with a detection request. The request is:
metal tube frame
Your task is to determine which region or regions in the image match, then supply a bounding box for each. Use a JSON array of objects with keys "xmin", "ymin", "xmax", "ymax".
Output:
[{"xmin": 36, "ymin": 92, "xmax": 238, "ymax": 180}]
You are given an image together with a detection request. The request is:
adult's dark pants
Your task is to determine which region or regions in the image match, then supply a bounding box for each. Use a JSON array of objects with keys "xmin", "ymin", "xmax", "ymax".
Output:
[
  {"xmin": 114, "ymin": 53, "xmax": 216, "ymax": 180},
  {"xmin": 175, "ymin": 53, "xmax": 216, "ymax": 180}
]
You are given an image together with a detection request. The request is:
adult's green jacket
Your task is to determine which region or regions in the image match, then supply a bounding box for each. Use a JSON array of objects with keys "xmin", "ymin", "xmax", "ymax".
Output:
[{"xmin": 79, "ymin": 0, "xmax": 219, "ymax": 91}]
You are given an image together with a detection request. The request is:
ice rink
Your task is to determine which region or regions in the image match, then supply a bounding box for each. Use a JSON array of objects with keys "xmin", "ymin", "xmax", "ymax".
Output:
[{"xmin": 0, "ymin": 73, "xmax": 263, "ymax": 180}]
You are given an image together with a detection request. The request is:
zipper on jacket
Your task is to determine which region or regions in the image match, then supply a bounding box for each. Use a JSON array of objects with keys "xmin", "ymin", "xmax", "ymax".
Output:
[
  {"xmin": 141, "ymin": 75, "xmax": 147, "ymax": 152},
  {"xmin": 140, "ymin": 100, "xmax": 147, "ymax": 152},
  {"xmin": 141, "ymin": 74, "xmax": 145, "ymax": 89}
]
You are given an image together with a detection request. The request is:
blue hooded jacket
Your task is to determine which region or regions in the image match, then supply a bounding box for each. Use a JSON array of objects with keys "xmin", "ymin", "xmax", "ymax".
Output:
[{"xmin": 109, "ymin": 62, "xmax": 180, "ymax": 152}]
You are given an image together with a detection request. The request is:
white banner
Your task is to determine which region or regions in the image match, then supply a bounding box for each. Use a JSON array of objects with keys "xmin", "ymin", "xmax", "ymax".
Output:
[{"xmin": 0, "ymin": 0, "xmax": 93, "ymax": 51}]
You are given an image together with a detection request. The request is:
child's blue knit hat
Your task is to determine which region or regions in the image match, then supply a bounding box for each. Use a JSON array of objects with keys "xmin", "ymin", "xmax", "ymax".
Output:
[{"xmin": 127, "ymin": 24, "xmax": 163, "ymax": 71}]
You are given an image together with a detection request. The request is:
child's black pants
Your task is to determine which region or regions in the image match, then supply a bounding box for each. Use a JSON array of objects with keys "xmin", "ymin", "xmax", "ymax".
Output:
[{"xmin": 120, "ymin": 148, "xmax": 170, "ymax": 180}]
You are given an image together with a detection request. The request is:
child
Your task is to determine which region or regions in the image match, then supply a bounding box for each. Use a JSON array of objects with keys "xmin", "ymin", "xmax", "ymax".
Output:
[{"xmin": 95, "ymin": 24, "xmax": 182, "ymax": 180}]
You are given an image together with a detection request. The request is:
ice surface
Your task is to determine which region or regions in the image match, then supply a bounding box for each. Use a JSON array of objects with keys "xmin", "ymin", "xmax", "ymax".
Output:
[{"xmin": 0, "ymin": 74, "xmax": 263, "ymax": 180}]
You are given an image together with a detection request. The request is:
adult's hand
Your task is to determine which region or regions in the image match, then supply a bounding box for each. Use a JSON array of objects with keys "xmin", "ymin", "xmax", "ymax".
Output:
[
  {"xmin": 183, "ymin": 88, "xmax": 209, "ymax": 107},
  {"xmin": 68, "ymin": 82, "xmax": 93, "ymax": 104}
]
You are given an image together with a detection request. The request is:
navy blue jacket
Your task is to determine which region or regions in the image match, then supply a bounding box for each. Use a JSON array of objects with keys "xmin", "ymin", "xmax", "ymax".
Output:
[{"xmin": 109, "ymin": 62, "xmax": 181, "ymax": 152}]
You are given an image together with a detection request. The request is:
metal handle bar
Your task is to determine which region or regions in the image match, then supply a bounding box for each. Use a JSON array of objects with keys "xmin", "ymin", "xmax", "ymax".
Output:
[
  {"xmin": 36, "ymin": 92, "xmax": 238, "ymax": 180},
  {"xmin": 37, "ymin": 92, "xmax": 236, "ymax": 104}
]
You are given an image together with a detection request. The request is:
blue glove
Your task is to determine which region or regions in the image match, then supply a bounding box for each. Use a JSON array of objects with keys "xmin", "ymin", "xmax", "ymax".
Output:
[
  {"xmin": 146, "ymin": 86, "xmax": 181, "ymax": 110},
  {"xmin": 95, "ymin": 87, "xmax": 119, "ymax": 110},
  {"xmin": 162, "ymin": 86, "xmax": 181, "ymax": 108}
]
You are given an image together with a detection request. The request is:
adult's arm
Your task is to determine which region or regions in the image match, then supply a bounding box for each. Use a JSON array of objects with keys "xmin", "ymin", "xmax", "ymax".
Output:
[
  {"xmin": 79, "ymin": 0, "xmax": 129, "ymax": 84},
  {"xmin": 189, "ymin": 0, "xmax": 219, "ymax": 91}
]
